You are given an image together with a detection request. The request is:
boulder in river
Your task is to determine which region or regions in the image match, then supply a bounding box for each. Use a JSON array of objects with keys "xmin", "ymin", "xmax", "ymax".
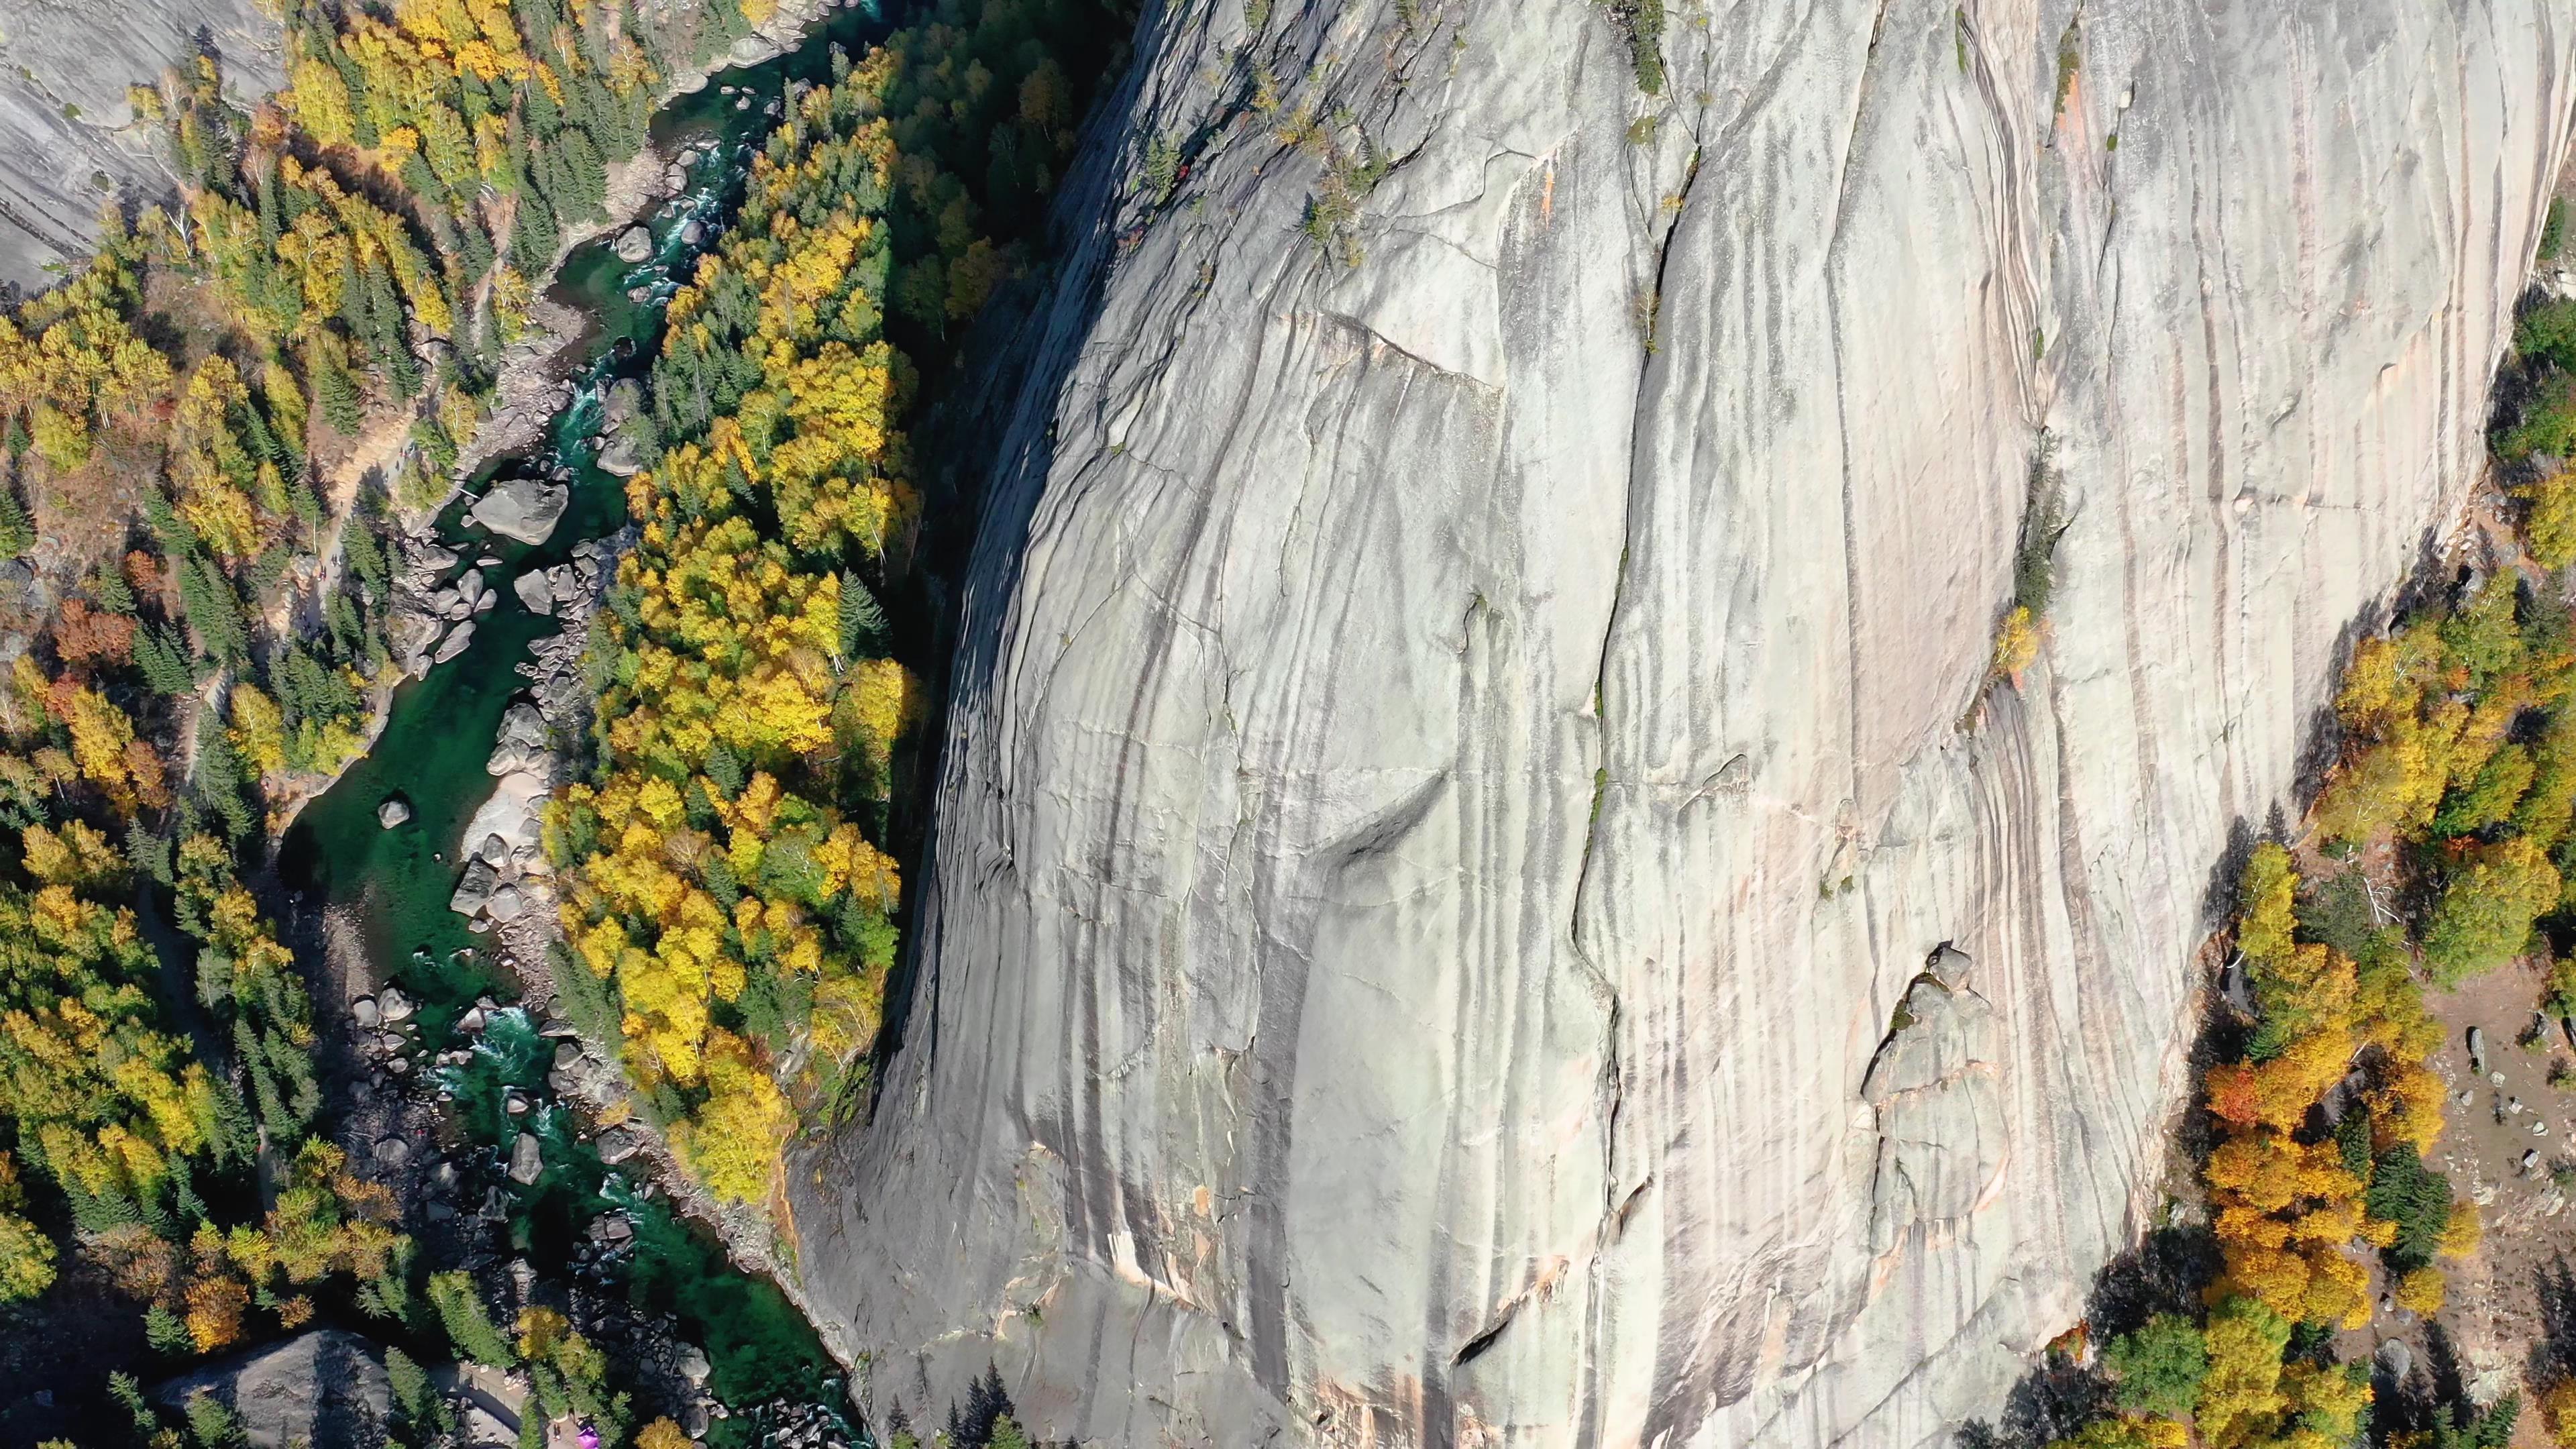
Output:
[
  {"xmin": 376, "ymin": 798, "xmax": 411, "ymax": 828},
  {"xmin": 508, "ymin": 1132, "xmax": 543, "ymax": 1184},
  {"xmin": 431, "ymin": 619, "xmax": 476, "ymax": 664},
  {"xmin": 597, "ymin": 435, "xmax": 644, "ymax": 477},
  {"xmin": 449, "ymin": 858, "xmax": 498, "ymax": 916},
  {"xmin": 513, "ymin": 570, "xmax": 556, "ymax": 614},
  {"xmin": 377, "ymin": 987, "xmax": 413, "ymax": 1024},
  {"xmin": 466, "ymin": 476, "xmax": 569, "ymax": 546},
  {"xmin": 614, "ymin": 225, "xmax": 652, "ymax": 262}
]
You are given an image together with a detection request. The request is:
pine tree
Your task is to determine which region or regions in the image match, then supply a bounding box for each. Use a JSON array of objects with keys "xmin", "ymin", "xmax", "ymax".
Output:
[
  {"xmin": 562, "ymin": 127, "xmax": 609, "ymax": 220},
  {"xmin": 90, "ymin": 564, "xmax": 136, "ymax": 612},
  {"xmin": 144, "ymin": 1304, "xmax": 193, "ymax": 1354},
  {"xmin": 176, "ymin": 554, "xmax": 250, "ymax": 663},
  {"xmin": 135, "ymin": 623, "xmax": 199, "ymax": 695},
  {"xmin": 0, "ymin": 486, "xmax": 29, "ymax": 559},
  {"xmin": 313, "ymin": 342, "xmax": 363, "ymax": 433},
  {"xmin": 426, "ymin": 1271, "xmax": 517, "ymax": 1366},
  {"xmin": 839, "ymin": 572, "xmax": 887, "ymax": 658}
]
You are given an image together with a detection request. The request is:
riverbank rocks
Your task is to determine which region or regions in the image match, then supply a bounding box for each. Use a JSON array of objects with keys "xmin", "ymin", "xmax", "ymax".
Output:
[
  {"xmin": 377, "ymin": 987, "xmax": 413, "ymax": 1024},
  {"xmin": 431, "ymin": 619, "xmax": 476, "ymax": 664},
  {"xmin": 519, "ymin": 535, "xmax": 628, "ymax": 727},
  {"xmin": 451, "ymin": 700, "xmax": 552, "ymax": 924},
  {"xmin": 614, "ymin": 225, "xmax": 653, "ymax": 262},
  {"xmin": 466, "ymin": 476, "xmax": 568, "ymax": 546},
  {"xmin": 153, "ymin": 1330, "xmax": 391, "ymax": 1449},
  {"xmin": 513, "ymin": 570, "xmax": 556, "ymax": 614},
  {"xmin": 449, "ymin": 857, "xmax": 499, "ymax": 916},
  {"xmin": 597, "ymin": 378, "xmax": 652, "ymax": 477},
  {"xmin": 508, "ymin": 1132, "xmax": 543, "ymax": 1184},
  {"xmin": 377, "ymin": 798, "xmax": 411, "ymax": 828}
]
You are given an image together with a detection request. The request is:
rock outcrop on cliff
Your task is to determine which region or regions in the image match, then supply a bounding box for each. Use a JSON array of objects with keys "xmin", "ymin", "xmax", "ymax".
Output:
[
  {"xmin": 790, "ymin": 2, "xmax": 2576, "ymax": 1444},
  {"xmin": 0, "ymin": 0, "xmax": 279, "ymax": 288}
]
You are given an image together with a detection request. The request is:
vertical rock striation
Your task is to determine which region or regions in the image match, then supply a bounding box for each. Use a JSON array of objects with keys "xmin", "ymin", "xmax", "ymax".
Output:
[{"xmin": 789, "ymin": 1, "xmax": 2576, "ymax": 1444}]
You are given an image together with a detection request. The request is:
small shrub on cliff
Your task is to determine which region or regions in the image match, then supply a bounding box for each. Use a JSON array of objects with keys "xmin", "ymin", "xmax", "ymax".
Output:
[{"xmin": 1989, "ymin": 604, "xmax": 2040, "ymax": 682}]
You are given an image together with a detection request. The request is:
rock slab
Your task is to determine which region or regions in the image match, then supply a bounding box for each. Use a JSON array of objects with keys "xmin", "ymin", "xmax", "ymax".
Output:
[
  {"xmin": 784, "ymin": 1, "xmax": 2576, "ymax": 1447},
  {"xmin": 152, "ymin": 1330, "xmax": 390, "ymax": 1448}
]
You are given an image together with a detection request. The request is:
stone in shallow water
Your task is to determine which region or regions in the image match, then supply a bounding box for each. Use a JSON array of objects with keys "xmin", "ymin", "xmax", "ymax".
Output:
[
  {"xmin": 597, "ymin": 434, "xmax": 644, "ymax": 476},
  {"xmin": 466, "ymin": 476, "xmax": 569, "ymax": 545},
  {"xmin": 376, "ymin": 798, "xmax": 410, "ymax": 828},
  {"xmin": 431, "ymin": 619, "xmax": 476, "ymax": 663},
  {"xmin": 373, "ymin": 1136, "xmax": 411, "ymax": 1167},
  {"xmin": 508, "ymin": 1132, "xmax": 543, "ymax": 1184},
  {"xmin": 614, "ymin": 225, "xmax": 652, "ymax": 262},
  {"xmin": 449, "ymin": 858, "xmax": 498, "ymax": 916},
  {"xmin": 377, "ymin": 987, "xmax": 413, "ymax": 1023},
  {"xmin": 351, "ymin": 996, "xmax": 378, "ymax": 1028}
]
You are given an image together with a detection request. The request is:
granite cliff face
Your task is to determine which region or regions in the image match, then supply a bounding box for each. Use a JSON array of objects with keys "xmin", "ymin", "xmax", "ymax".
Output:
[
  {"xmin": 789, "ymin": 1, "xmax": 2576, "ymax": 1444},
  {"xmin": 0, "ymin": 0, "xmax": 279, "ymax": 288}
]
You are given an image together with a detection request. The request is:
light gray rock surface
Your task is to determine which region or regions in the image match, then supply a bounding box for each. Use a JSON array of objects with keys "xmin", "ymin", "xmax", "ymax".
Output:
[
  {"xmin": 467, "ymin": 476, "xmax": 569, "ymax": 545},
  {"xmin": 152, "ymin": 1330, "xmax": 390, "ymax": 1448},
  {"xmin": 786, "ymin": 1, "xmax": 2576, "ymax": 1446},
  {"xmin": 0, "ymin": 0, "xmax": 279, "ymax": 289}
]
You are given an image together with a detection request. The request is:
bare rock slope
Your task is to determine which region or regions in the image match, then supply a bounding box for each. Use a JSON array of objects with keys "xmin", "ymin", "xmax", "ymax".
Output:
[
  {"xmin": 0, "ymin": 0, "xmax": 280, "ymax": 288},
  {"xmin": 791, "ymin": 1, "xmax": 2576, "ymax": 1444}
]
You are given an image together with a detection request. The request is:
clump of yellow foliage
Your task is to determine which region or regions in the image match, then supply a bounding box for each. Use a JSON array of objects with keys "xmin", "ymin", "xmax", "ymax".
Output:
[
  {"xmin": 555, "ymin": 71, "xmax": 926, "ymax": 1205},
  {"xmin": 557, "ymin": 0, "xmax": 1133, "ymax": 1203}
]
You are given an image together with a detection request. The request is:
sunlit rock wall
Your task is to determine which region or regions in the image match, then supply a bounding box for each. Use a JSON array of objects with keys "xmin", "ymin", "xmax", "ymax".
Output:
[{"xmin": 790, "ymin": 1, "xmax": 2576, "ymax": 1444}]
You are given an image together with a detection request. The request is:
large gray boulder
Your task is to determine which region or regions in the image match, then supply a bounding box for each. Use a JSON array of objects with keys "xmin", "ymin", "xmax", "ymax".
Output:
[
  {"xmin": 466, "ymin": 476, "xmax": 569, "ymax": 546},
  {"xmin": 152, "ymin": 1330, "xmax": 390, "ymax": 1448},
  {"xmin": 786, "ymin": 1, "xmax": 2576, "ymax": 1446}
]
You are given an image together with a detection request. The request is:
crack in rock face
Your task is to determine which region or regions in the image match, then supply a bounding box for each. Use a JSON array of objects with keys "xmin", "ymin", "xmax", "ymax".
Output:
[
  {"xmin": 1864, "ymin": 973, "xmax": 2008, "ymax": 1256},
  {"xmin": 780, "ymin": 1, "xmax": 2576, "ymax": 1446}
]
